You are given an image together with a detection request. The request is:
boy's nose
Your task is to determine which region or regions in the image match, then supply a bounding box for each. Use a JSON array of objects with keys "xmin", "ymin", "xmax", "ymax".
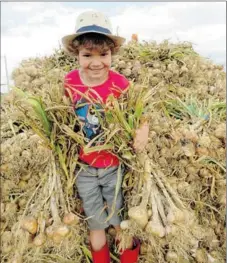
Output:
[{"xmin": 90, "ymin": 58, "xmax": 102, "ymax": 67}]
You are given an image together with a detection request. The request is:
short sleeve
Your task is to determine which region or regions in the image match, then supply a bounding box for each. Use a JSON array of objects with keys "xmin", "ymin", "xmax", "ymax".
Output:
[
  {"xmin": 64, "ymin": 70, "xmax": 81, "ymax": 102},
  {"xmin": 110, "ymin": 71, "xmax": 130, "ymax": 97},
  {"xmin": 64, "ymin": 75, "xmax": 71, "ymax": 97}
]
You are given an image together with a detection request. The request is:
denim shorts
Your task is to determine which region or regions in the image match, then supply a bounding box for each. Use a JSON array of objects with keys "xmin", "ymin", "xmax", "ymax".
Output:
[{"xmin": 75, "ymin": 164, "xmax": 124, "ymax": 230}]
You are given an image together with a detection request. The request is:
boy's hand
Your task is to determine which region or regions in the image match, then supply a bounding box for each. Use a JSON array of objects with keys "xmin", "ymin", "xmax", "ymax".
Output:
[{"xmin": 133, "ymin": 121, "xmax": 149, "ymax": 153}]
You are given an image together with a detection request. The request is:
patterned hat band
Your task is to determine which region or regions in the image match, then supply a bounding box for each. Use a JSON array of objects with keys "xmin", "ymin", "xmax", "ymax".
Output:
[{"xmin": 76, "ymin": 25, "xmax": 112, "ymax": 35}]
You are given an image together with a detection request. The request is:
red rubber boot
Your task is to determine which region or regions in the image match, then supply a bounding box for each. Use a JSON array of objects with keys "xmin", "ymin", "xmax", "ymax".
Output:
[
  {"xmin": 120, "ymin": 239, "xmax": 140, "ymax": 263},
  {"xmin": 91, "ymin": 242, "xmax": 111, "ymax": 263}
]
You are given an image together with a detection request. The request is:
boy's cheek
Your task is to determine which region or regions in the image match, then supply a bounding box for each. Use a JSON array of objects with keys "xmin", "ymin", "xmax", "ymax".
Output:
[{"xmin": 103, "ymin": 56, "xmax": 112, "ymax": 67}]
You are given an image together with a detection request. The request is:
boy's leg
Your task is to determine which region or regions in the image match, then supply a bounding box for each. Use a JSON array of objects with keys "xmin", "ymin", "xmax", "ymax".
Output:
[
  {"xmin": 75, "ymin": 166, "xmax": 109, "ymax": 251},
  {"xmin": 98, "ymin": 165, "xmax": 124, "ymax": 227},
  {"xmin": 99, "ymin": 165, "xmax": 139, "ymax": 262},
  {"xmin": 90, "ymin": 229, "xmax": 106, "ymax": 251},
  {"xmin": 120, "ymin": 238, "xmax": 140, "ymax": 263},
  {"xmin": 89, "ymin": 229, "xmax": 110, "ymax": 263}
]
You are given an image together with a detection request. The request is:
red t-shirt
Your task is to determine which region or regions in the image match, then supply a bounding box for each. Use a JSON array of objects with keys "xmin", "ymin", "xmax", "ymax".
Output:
[{"xmin": 64, "ymin": 69, "xmax": 129, "ymax": 168}]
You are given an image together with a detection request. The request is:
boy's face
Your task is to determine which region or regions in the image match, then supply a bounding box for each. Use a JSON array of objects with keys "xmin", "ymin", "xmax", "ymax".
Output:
[{"xmin": 78, "ymin": 47, "xmax": 112, "ymax": 82}]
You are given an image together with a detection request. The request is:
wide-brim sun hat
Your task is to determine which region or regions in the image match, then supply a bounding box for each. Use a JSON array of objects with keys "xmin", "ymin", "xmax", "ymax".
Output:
[{"xmin": 62, "ymin": 11, "xmax": 126, "ymax": 53}]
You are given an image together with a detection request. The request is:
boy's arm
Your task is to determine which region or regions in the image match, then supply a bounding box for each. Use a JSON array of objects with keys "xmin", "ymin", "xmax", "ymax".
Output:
[
  {"xmin": 120, "ymin": 78, "xmax": 149, "ymax": 153},
  {"xmin": 63, "ymin": 71, "xmax": 80, "ymax": 103},
  {"xmin": 63, "ymin": 74, "xmax": 81, "ymax": 133},
  {"xmin": 112, "ymin": 73, "xmax": 149, "ymax": 152},
  {"xmin": 133, "ymin": 117, "xmax": 149, "ymax": 153},
  {"xmin": 123, "ymin": 81, "xmax": 149, "ymax": 153},
  {"xmin": 64, "ymin": 75, "xmax": 74, "ymax": 102}
]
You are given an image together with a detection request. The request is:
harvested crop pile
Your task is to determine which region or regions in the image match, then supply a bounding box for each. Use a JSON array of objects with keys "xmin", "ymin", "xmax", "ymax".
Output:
[{"xmin": 1, "ymin": 40, "xmax": 226, "ymax": 263}]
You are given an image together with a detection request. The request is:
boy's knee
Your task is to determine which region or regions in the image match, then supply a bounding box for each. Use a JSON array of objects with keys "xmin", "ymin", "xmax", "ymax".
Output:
[{"xmin": 90, "ymin": 229, "xmax": 107, "ymax": 251}]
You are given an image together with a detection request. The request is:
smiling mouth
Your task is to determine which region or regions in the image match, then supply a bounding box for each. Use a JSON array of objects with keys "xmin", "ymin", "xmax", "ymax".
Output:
[{"xmin": 90, "ymin": 68, "xmax": 104, "ymax": 71}]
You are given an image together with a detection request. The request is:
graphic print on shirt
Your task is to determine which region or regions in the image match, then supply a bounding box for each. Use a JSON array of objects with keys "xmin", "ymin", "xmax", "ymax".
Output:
[{"xmin": 75, "ymin": 98, "xmax": 104, "ymax": 144}]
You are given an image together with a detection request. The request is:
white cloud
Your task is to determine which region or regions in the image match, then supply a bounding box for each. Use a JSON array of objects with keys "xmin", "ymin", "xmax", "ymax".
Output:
[
  {"xmin": 177, "ymin": 24, "xmax": 226, "ymax": 49},
  {"xmin": 110, "ymin": 3, "xmax": 225, "ymax": 41},
  {"xmin": 10, "ymin": 2, "xmax": 42, "ymax": 12},
  {"xmin": 110, "ymin": 2, "xmax": 226, "ymax": 66},
  {"xmin": 111, "ymin": 6, "xmax": 175, "ymax": 36},
  {"xmin": 1, "ymin": 2, "xmax": 226, "ymax": 93}
]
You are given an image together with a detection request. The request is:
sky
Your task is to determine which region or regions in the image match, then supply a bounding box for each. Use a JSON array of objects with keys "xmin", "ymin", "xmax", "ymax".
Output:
[{"xmin": 1, "ymin": 2, "xmax": 226, "ymax": 93}]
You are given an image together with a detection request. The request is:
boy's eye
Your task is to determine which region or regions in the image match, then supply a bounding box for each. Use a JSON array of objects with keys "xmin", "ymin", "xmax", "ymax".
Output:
[
  {"xmin": 83, "ymin": 54, "xmax": 91, "ymax": 57},
  {"xmin": 101, "ymin": 53, "xmax": 108, "ymax": 56}
]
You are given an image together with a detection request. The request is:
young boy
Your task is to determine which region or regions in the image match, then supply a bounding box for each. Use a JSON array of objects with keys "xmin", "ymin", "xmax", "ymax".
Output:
[{"xmin": 62, "ymin": 11, "xmax": 149, "ymax": 263}]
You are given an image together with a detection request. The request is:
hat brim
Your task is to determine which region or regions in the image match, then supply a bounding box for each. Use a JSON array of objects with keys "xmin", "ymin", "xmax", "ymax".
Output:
[{"xmin": 61, "ymin": 31, "xmax": 126, "ymax": 53}]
